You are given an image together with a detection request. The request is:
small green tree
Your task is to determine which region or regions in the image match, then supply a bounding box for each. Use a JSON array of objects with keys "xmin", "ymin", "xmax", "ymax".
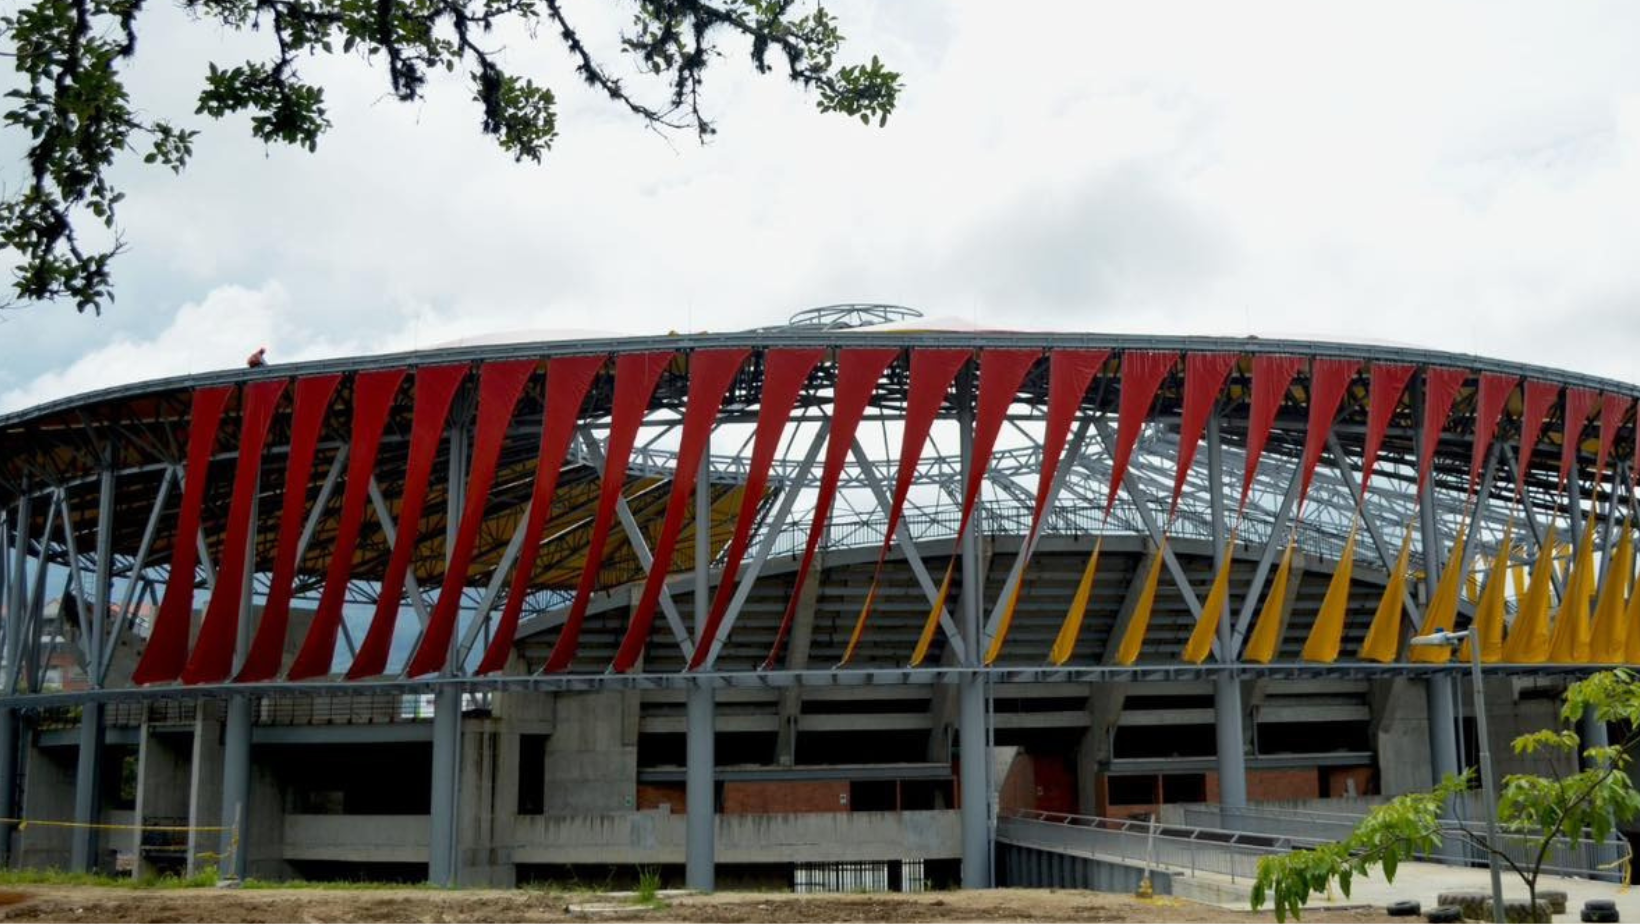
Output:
[{"xmin": 1252, "ymin": 668, "xmax": 1640, "ymax": 923}]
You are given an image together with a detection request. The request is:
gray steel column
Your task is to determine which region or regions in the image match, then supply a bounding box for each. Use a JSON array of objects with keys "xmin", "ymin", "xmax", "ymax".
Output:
[
  {"xmin": 70, "ymin": 700, "xmax": 104, "ymax": 872},
  {"xmin": 1415, "ymin": 375, "xmax": 1460, "ymax": 790},
  {"xmin": 428, "ymin": 685, "xmax": 460, "ymax": 886},
  {"xmin": 686, "ymin": 437, "xmax": 715, "ymax": 891},
  {"xmin": 0, "ymin": 503, "xmax": 17, "ymax": 867},
  {"xmin": 0, "ymin": 706, "xmax": 14, "ymax": 866},
  {"xmin": 218, "ymin": 695, "xmax": 251, "ymax": 879},
  {"xmin": 1207, "ymin": 413, "xmax": 1248, "ymax": 808},
  {"xmin": 219, "ymin": 459, "xmax": 259, "ymax": 882},
  {"xmin": 1566, "ymin": 474, "xmax": 1612, "ymax": 757},
  {"xmin": 956, "ymin": 368, "xmax": 991, "ymax": 888}
]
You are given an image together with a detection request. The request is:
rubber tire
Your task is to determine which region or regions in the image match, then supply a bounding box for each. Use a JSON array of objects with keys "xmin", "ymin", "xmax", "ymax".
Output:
[
  {"xmin": 1586, "ymin": 900, "xmax": 1618, "ymax": 913},
  {"xmin": 1387, "ymin": 901, "xmax": 1422, "ymax": 917},
  {"xmin": 1426, "ymin": 907, "xmax": 1462, "ymax": 924},
  {"xmin": 1580, "ymin": 910, "xmax": 1618, "ymax": 924}
]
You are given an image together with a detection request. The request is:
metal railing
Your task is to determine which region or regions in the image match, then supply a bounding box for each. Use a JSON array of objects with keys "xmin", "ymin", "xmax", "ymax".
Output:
[
  {"xmin": 1177, "ymin": 801, "xmax": 1631, "ymax": 883},
  {"xmin": 997, "ymin": 809, "xmax": 1321, "ymax": 883}
]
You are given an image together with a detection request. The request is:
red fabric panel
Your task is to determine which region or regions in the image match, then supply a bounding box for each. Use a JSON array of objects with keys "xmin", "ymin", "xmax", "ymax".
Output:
[
  {"xmin": 612, "ymin": 349, "xmax": 749, "ymax": 673},
  {"xmin": 1595, "ymin": 393, "xmax": 1630, "ymax": 486},
  {"xmin": 1105, "ymin": 351, "xmax": 1176, "ymax": 517},
  {"xmin": 236, "ymin": 374, "xmax": 342, "ymax": 683},
  {"xmin": 1029, "ymin": 350, "xmax": 1108, "ymax": 537},
  {"xmin": 763, "ymin": 348, "xmax": 899, "ymax": 670},
  {"xmin": 847, "ymin": 349, "xmax": 969, "ymax": 637},
  {"xmin": 346, "ymin": 364, "xmax": 470, "ymax": 679},
  {"xmin": 1170, "ymin": 352, "xmax": 1238, "ymax": 517},
  {"xmin": 542, "ymin": 351, "xmax": 675, "ymax": 673},
  {"xmin": 1238, "ymin": 355, "xmax": 1304, "ymax": 513},
  {"xmin": 132, "ymin": 386, "xmax": 233, "ymax": 685},
  {"xmin": 955, "ymin": 350, "xmax": 1039, "ymax": 540},
  {"xmin": 181, "ymin": 379, "xmax": 288, "ymax": 685},
  {"xmin": 1360, "ymin": 362, "xmax": 1414, "ymax": 497},
  {"xmin": 286, "ymin": 368, "xmax": 407, "ymax": 680},
  {"xmin": 1417, "ymin": 367, "xmax": 1467, "ymax": 494},
  {"xmin": 476, "ymin": 355, "xmax": 604, "ymax": 675},
  {"xmin": 877, "ymin": 350, "xmax": 970, "ymax": 564},
  {"xmin": 1558, "ymin": 387, "xmax": 1598, "ymax": 495},
  {"xmin": 1296, "ymin": 358, "xmax": 1359, "ymax": 515},
  {"xmin": 689, "ymin": 349, "xmax": 823, "ymax": 671},
  {"xmin": 1468, "ymin": 374, "xmax": 1517, "ymax": 498},
  {"xmin": 1515, "ymin": 380, "xmax": 1558, "ymax": 499},
  {"xmin": 405, "ymin": 360, "xmax": 536, "ymax": 677}
]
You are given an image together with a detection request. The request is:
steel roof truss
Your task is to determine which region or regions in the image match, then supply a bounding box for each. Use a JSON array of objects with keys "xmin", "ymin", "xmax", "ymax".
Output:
[
  {"xmin": 847, "ymin": 440, "xmax": 966, "ymax": 664},
  {"xmin": 575, "ymin": 426, "xmax": 693, "ymax": 663},
  {"xmin": 700, "ymin": 420, "xmax": 828, "ymax": 671}
]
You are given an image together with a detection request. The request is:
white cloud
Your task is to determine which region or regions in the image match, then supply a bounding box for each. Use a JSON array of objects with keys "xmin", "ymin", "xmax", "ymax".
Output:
[{"xmin": 1, "ymin": 282, "xmax": 287, "ymax": 412}]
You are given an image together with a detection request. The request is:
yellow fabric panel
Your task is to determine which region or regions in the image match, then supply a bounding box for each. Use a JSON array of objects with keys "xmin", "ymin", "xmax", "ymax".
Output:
[
  {"xmin": 1510, "ymin": 560, "xmax": 1526, "ymax": 599},
  {"xmin": 1547, "ymin": 525, "xmax": 1596, "ymax": 663},
  {"xmin": 907, "ymin": 562, "xmax": 954, "ymax": 668},
  {"xmin": 844, "ymin": 580, "xmax": 883, "ymax": 666},
  {"xmin": 1243, "ymin": 535, "xmax": 1295, "ymax": 664},
  {"xmin": 1409, "ymin": 523, "xmax": 1469, "ymax": 663},
  {"xmin": 1359, "ymin": 524, "xmax": 1414, "ymax": 663},
  {"xmin": 984, "ymin": 567, "xmax": 1027, "ymax": 666},
  {"xmin": 1113, "ymin": 539, "xmax": 1165, "ymax": 666},
  {"xmin": 1182, "ymin": 538, "xmax": 1235, "ymax": 664},
  {"xmin": 1465, "ymin": 520, "xmax": 1513, "ymax": 663},
  {"xmin": 1465, "ymin": 570, "xmax": 1481, "ymax": 605},
  {"xmin": 1589, "ymin": 524, "xmax": 1632, "ymax": 664},
  {"xmin": 1302, "ymin": 522, "xmax": 1358, "ymax": 663},
  {"xmin": 1502, "ymin": 525, "xmax": 1557, "ymax": 663},
  {"xmin": 1049, "ymin": 536, "xmax": 1103, "ymax": 666},
  {"xmin": 1624, "ymin": 538, "xmax": 1640, "ymax": 664}
]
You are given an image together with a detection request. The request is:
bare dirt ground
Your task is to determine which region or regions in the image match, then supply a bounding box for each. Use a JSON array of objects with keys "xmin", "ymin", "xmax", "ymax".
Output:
[{"xmin": 0, "ymin": 885, "xmax": 1399, "ymax": 923}]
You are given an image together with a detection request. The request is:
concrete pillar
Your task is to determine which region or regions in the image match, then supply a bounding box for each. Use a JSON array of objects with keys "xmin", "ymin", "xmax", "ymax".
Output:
[
  {"xmin": 429, "ymin": 685, "xmax": 461, "ymax": 887},
  {"xmin": 218, "ymin": 695, "xmax": 251, "ymax": 880},
  {"xmin": 685, "ymin": 684, "xmax": 715, "ymax": 891},
  {"xmin": 70, "ymin": 700, "xmax": 104, "ymax": 872},
  {"xmin": 188, "ymin": 706, "xmax": 223, "ymax": 876},
  {"xmin": 0, "ymin": 707, "xmax": 16, "ymax": 866},
  {"xmin": 19, "ymin": 740, "xmax": 75, "ymax": 869},
  {"xmin": 133, "ymin": 722, "xmax": 191, "ymax": 878}
]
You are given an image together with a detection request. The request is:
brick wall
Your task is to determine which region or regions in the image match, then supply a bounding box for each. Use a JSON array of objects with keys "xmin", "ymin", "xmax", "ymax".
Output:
[
  {"xmin": 1247, "ymin": 769, "xmax": 1321, "ymax": 802},
  {"xmin": 636, "ymin": 783, "xmax": 685, "ymax": 813},
  {"xmin": 721, "ymin": 780, "xmax": 848, "ymax": 814}
]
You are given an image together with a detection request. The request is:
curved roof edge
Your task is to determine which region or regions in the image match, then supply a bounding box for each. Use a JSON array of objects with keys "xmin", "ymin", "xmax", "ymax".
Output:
[{"xmin": 3, "ymin": 328, "xmax": 1635, "ymax": 428}]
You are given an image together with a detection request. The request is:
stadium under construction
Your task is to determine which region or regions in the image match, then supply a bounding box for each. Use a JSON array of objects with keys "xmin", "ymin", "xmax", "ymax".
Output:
[{"xmin": 0, "ymin": 305, "xmax": 1634, "ymax": 890}]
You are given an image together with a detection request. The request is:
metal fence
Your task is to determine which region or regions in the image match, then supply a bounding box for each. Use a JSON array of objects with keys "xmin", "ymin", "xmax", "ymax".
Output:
[{"xmin": 793, "ymin": 859, "xmax": 928, "ymax": 893}]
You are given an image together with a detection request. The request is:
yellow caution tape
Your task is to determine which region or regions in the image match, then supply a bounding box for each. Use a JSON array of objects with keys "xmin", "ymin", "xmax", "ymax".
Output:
[{"xmin": 0, "ymin": 817, "xmax": 230, "ymax": 833}]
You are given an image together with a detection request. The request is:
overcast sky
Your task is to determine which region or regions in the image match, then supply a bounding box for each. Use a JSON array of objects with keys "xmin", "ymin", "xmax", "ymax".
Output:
[{"xmin": 3, "ymin": 1, "xmax": 1639, "ymax": 413}]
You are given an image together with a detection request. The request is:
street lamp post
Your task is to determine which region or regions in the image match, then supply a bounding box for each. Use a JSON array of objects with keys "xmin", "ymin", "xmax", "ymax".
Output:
[{"xmin": 1410, "ymin": 629, "xmax": 1505, "ymax": 924}]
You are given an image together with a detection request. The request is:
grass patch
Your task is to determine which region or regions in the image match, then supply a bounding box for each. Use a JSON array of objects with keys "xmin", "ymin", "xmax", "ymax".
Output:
[
  {"xmin": 0, "ymin": 866, "xmax": 218, "ymax": 889},
  {"xmin": 632, "ymin": 866, "xmax": 663, "ymax": 908}
]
